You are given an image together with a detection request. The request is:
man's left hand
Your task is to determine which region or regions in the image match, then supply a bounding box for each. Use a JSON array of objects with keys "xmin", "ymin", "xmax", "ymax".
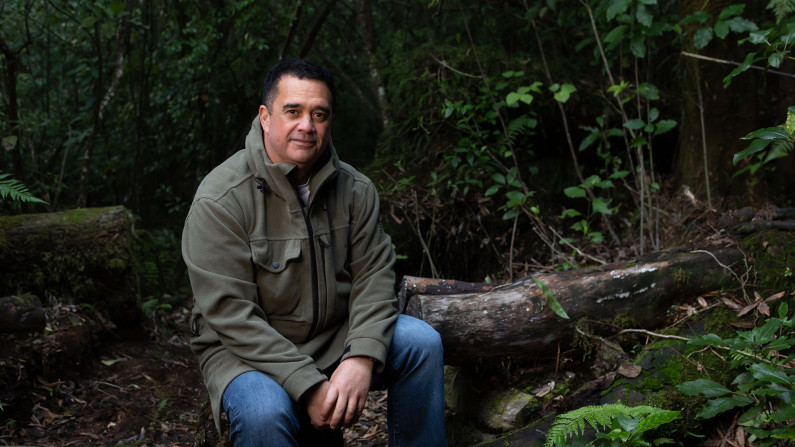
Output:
[{"xmin": 325, "ymin": 356, "xmax": 374, "ymax": 429}]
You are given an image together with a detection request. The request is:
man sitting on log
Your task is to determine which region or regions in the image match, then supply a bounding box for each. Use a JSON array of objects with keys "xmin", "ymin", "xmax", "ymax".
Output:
[{"xmin": 182, "ymin": 59, "xmax": 447, "ymax": 447}]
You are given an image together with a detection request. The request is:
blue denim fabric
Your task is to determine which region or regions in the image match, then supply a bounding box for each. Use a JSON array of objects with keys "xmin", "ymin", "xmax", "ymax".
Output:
[{"xmin": 222, "ymin": 314, "xmax": 447, "ymax": 447}]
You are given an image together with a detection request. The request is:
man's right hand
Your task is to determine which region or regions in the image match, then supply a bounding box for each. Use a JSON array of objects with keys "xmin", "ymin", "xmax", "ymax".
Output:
[{"xmin": 304, "ymin": 380, "xmax": 337, "ymax": 429}]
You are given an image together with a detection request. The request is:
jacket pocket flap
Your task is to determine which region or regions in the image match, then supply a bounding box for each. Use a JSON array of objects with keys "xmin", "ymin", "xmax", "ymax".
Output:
[{"xmin": 251, "ymin": 239, "xmax": 302, "ymax": 273}]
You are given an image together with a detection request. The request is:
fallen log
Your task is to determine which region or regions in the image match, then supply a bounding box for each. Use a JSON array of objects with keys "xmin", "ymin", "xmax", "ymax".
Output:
[
  {"xmin": 0, "ymin": 295, "xmax": 46, "ymax": 333},
  {"xmin": 404, "ymin": 248, "xmax": 745, "ymax": 365},
  {"xmin": 0, "ymin": 206, "xmax": 139, "ymax": 323}
]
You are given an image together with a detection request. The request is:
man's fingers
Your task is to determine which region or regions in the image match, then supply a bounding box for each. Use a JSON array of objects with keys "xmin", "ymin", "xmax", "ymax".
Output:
[
  {"xmin": 329, "ymin": 397, "xmax": 347, "ymax": 429},
  {"xmin": 321, "ymin": 386, "xmax": 338, "ymax": 420}
]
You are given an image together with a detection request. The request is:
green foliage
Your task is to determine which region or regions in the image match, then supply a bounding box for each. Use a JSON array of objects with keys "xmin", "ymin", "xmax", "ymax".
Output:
[
  {"xmin": 732, "ymin": 106, "xmax": 795, "ymax": 179},
  {"xmin": 677, "ymin": 302, "xmax": 795, "ymax": 446},
  {"xmin": 0, "ymin": 172, "xmax": 47, "ymax": 205},
  {"xmin": 544, "ymin": 403, "xmax": 680, "ymax": 447}
]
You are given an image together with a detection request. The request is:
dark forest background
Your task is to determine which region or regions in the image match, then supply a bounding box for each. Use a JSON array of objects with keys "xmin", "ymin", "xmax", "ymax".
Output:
[{"xmin": 2, "ymin": 0, "xmax": 794, "ymax": 287}]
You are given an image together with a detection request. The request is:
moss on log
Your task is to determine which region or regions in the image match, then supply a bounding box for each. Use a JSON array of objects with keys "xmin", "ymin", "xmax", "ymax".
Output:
[{"xmin": 0, "ymin": 206, "xmax": 139, "ymax": 323}]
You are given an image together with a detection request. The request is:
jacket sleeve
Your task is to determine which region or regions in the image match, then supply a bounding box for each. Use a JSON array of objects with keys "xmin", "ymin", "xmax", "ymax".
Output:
[
  {"xmin": 340, "ymin": 181, "xmax": 398, "ymax": 370},
  {"xmin": 182, "ymin": 196, "xmax": 326, "ymax": 401}
]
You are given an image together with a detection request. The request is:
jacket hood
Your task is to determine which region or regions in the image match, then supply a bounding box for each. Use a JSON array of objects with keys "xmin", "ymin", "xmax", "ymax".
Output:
[{"xmin": 244, "ymin": 115, "xmax": 339, "ymax": 200}]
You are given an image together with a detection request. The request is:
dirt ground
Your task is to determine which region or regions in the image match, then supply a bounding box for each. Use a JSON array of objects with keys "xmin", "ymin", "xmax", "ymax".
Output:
[{"xmin": 0, "ymin": 301, "xmax": 388, "ymax": 447}]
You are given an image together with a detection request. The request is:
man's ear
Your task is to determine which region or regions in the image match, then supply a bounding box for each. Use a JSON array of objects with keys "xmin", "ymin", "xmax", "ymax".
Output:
[{"xmin": 258, "ymin": 105, "xmax": 270, "ymax": 130}]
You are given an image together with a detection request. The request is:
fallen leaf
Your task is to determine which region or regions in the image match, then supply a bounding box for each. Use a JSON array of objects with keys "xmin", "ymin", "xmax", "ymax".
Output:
[
  {"xmin": 764, "ymin": 291, "xmax": 786, "ymax": 302},
  {"xmin": 758, "ymin": 301, "xmax": 770, "ymax": 317},
  {"xmin": 697, "ymin": 296, "xmax": 708, "ymax": 308},
  {"xmin": 722, "ymin": 298, "xmax": 742, "ymax": 310}
]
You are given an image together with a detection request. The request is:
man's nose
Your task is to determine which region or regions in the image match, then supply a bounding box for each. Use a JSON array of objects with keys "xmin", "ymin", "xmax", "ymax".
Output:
[{"xmin": 296, "ymin": 113, "xmax": 315, "ymax": 132}]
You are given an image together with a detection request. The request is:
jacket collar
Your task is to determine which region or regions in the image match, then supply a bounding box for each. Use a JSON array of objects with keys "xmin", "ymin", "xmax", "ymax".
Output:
[{"xmin": 244, "ymin": 115, "xmax": 339, "ymax": 202}]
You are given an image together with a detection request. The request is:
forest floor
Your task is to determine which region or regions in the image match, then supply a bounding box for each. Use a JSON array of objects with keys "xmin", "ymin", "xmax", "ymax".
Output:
[{"xmin": 0, "ymin": 302, "xmax": 390, "ymax": 447}]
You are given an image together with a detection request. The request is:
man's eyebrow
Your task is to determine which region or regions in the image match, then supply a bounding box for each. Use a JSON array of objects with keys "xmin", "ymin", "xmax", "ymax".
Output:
[{"xmin": 282, "ymin": 103, "xmax": 301, "ymax": 110}]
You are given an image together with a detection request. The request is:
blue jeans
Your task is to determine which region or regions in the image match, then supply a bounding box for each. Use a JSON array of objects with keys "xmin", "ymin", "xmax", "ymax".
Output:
[{"xmin": 222, "ymin": 314, "xmax": 447, "ymax": 447}]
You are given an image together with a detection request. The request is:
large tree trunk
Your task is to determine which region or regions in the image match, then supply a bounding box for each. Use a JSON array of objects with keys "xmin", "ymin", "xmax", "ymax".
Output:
[
  {"xmin": 0, "ymin": 206, "xmax": 139, "ymax": 324},
  {"xmin": 404, "ymin": 248, "xmax": 745, "ymax": 365}
]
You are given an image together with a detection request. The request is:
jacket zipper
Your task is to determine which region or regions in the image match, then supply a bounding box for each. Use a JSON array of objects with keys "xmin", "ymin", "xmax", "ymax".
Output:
[{"xmin": 299, "ymin": 199, "xmax": 321, "ymax": 344}]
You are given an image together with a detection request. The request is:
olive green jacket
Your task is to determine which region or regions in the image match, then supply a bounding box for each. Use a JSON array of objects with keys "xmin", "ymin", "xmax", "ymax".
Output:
[{"xmin": 182, "ymin": 117, "xmax": 398, "ymax": 432}]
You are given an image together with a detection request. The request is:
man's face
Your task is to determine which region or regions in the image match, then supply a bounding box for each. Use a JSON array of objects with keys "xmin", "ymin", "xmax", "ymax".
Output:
[{"xmin": 259, "ymin": 75, "xmax": 332, "ymax": 175}]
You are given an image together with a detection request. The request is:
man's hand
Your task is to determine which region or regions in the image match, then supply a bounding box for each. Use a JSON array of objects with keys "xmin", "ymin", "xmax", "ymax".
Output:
[
  {"xmin": 327, "ymin": 356, "xmax": 374, "ymax": 429},
  {"xmin": 303, "ymin": 357, "xmax": 375, "ymax": 430}
]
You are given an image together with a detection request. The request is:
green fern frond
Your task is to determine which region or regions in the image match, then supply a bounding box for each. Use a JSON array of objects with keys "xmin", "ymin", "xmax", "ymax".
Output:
[
  {"xmin": 544, "ymin": 403, "xmax": 677, "ymax": 447},
  {"xmin": 768, "ymin": 0, "xmax": 795, "ymax": 22},
  {"xmin": 0, "ymin": 172, "xmax": 47, "ymax": 205},
  {"xmin": 506, "ymin": 115, "xmax": 538, "ymax": 145}
]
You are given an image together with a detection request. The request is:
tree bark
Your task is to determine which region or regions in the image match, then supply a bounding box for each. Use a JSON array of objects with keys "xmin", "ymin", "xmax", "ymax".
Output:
[
  {"xmin": 404, "ymin": 248, "xmax": 745, "ymax": 365},
  {"xmin": 0, "ymin": 206, "xmax": 139, "ymax": 324}
]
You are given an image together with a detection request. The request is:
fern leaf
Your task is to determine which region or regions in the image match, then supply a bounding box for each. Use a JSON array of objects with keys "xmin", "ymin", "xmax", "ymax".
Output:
[{"xmin": 0, "ymin": 172, "xmax": 47, "ymax": 205}]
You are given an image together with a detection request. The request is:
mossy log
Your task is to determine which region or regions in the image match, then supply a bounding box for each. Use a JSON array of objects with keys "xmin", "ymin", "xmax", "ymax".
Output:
[
  {"xmin": 0, "ymin": 206, "xmax": 138, "ymax": 323},
  {"xmin": 404, "ymin": 248, "xmax": 745, "ymax": 365}
]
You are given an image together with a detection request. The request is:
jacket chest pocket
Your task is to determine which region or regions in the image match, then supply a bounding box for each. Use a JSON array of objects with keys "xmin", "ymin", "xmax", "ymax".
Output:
[{"xmin": 250, "ymin": 239, "xmax": 304, "ymax": 317}]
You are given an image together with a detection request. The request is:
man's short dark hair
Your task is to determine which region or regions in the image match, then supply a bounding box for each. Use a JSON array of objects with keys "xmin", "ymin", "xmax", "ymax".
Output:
[{"xmin": 261, "ymin": 59, "xmax": 336, "ymax": 112}]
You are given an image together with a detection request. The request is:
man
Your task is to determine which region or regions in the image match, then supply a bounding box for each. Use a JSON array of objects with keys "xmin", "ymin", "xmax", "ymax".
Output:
[{"xmin": 182, "ymin": 59, "xmax": 447, "ymax": 446}]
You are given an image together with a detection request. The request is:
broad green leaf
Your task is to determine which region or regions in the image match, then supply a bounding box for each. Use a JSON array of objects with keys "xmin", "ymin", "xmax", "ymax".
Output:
[
  {"xmin": 531, "ymin": 276, "xmax": 570, "ymax": 320},
  {"xmin": 719, "ymin": 4, "xmax": 745, "ymax": 20},
  {"xmin": 749, "ymin": 29, "xmax": 772, "ymax": 45},
  {"xmin": 579, "ymin": 131, "xmax": 600, "ymax": 151},
  {"xmin": 592, "ymin": 197, "xmax": 613, "ymax": 215},
  {"xmin": 677, "ymin": 379, "xmax": 731, "ymax": 397},
  {"xmin": 604, "ymin": 25, "xmax": 628, "ymax": 45},
  {"xmin": 560, "ymin": 209, "xmax": 582, "ymax": 218},
  {"xmin": 636, "ymin": 4, "xmax": 652, "ymax": 27},
  {"xmin": 630, "ymin": 34, "xmax": 646, "ymax": 58},
  {"xmin": 631, "ymin": 135, "xmax": 648, "ymax": 148},
  {"xmin": 723, "ymin": 52, "xmax": 757, "ymax": 88},
  {"xmin": 680, "ymin": 11, "xmax": 710, "ymax": 26},
  {"xmin": 624, "ymin": 119, "xmax": 646, "ymax": 130},
  {"xmin": 81, "ymin": 16, "xmax": 98, "ymax": 29},
  {"xmin": 697, "ymin": 396, "xmax": 754, "ymax": 418},
  {"xmin": 770, "ymin": 52, "xmax": 786, "ymax": 69},
  {"xmin": 694, "ymin": 27, "xmax": 714, "ymax": 49},
  {"xmin": 606, "ymin": 0, "xmax": 632, "ymax": 21},
  {"xmin": 773, "ymin": 405, "xmax": 795, "ymax": 423},
  {"xmin": 564, "ymin": 186, "xmax": 586, "ymax": 198},
  {"xmin": 742, "ymin": 126, "xmax": 790, "ymax": 141},
  {"xmin": 635, "ymin": 410, "xmax": 680, "ymax": 433},
  {"xmin": 733, "ymin": 138, "xmax": 774, "ymax": 165},
  {"xmin": 638, "ymin": 83, "xmax": 659, "ymax": 100},
  {"xmin": 714, "ymin": 21, "xmax": 730, "ymax": 39},
  {"xmin": 750, "ymin": 363, "xmax": 792, "ymax": 385},
  {"xmin": 584, "ymin": 174, "xmax": 601, "ymax": 187},
  {"xmin": 654, "ymin": 120, "xmax": 677, "ymax": 135},
  {"xmin": 553, "ymin": 84, "xmax": 576, "ymax": 103},
  {"xmin": 688, "ymin": 333, "xmax": 726, "ymax": 346},
  {"xmin": 588, "ymin": 232, "xmax": 604, "ymax": 244},
  {"xmin": 595, "ymin": 179, "xmax": 614, "ymax": 189},
  {"xmin": 727, "ymin": 17, "xmax": 758, "ymax": 34},
  {"xmin": 609, "ymin": 170, "xmax": 630, "ymax": 179},
  {"xmin": 492, "ymin": 173, "xmax": 506, "ymax": 185},
  {"xmin": 485, "ymin": 185, "xmax": 500, "ymax": 196}
]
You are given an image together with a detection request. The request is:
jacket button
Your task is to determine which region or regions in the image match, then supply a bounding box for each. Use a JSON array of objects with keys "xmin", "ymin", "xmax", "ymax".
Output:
[{"xmin": 272, "ymin": 261, "xmax": 280, "ymax": 269}]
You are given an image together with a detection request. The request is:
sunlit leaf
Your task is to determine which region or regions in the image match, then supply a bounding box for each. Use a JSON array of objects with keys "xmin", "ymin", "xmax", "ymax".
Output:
[{"xmin": 531, "ymin": 276, "xmax": 570, "ymax": 319}]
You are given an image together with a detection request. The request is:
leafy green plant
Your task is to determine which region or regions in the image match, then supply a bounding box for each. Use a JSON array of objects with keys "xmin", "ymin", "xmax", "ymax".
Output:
[
  {"xmin": 544, "ymin": 403, "xmax": 680, "ymax": 447},
  {"xmin": 0, "ymin": 171, "xmax": 47, "ymax": 205},
  {"xmin": 677, "ymin": 301, "xmax": 795, "ymax": 446},
  {"xmin": 732, "ymin": 106, "xmax": 795, "ymax": 179}
]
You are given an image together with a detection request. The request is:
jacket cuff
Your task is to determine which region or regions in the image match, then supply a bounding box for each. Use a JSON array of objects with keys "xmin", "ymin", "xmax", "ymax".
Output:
[
  {"xmin": 341, "ymin": 338, "xmax": 389, "ymax": 373},
  {"xmin": 281, "ymin": 364, "xmax": 327, "ymax": 402}
]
